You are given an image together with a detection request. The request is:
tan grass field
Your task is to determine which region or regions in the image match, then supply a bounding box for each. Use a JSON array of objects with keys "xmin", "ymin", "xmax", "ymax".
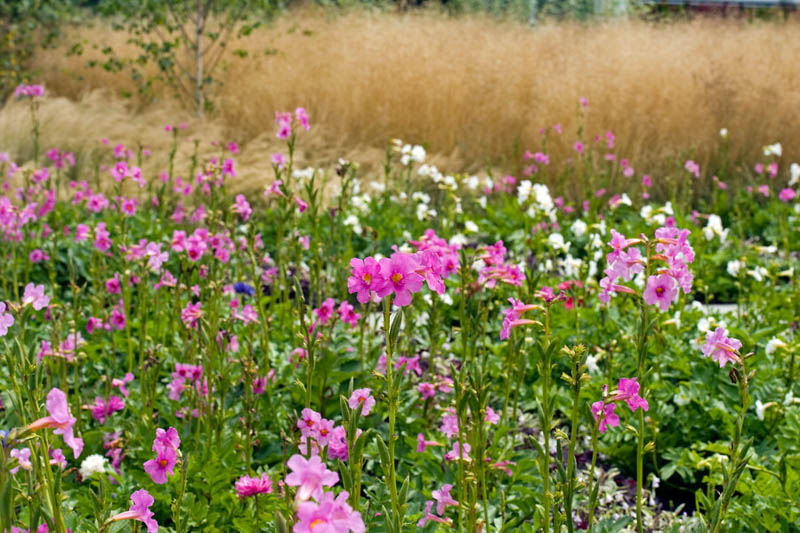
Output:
[{"xmin": 2, "ymin": 9, "xmax": 799, "ymax": 193}]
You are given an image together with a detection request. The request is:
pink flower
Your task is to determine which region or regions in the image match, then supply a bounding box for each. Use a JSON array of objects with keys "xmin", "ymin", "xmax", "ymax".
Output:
[
  {"xmin": 295, "ymin": 107, "xmax": 311, "ymax": 130},
  {"xmin": 143, "ymin": 446, "xmax": 177, "ymax": 484},
  {"xmin": 591, "ymin": 401, "xmax": 619, "ymax": 434},
  {"xmin": 485, "ymin": 407, "xmax": 500, "ymax": 425},
  {"xmin": 417, "ymin": 500, "xmax": 452, "ymax": 527},
  {"xmin": 265, "ymin": 180, "xmax": 284, "ymax": 198},
  {"xmin": 271, "ymin": 153, "xmax": 286, "ymax": 169},
  {"xmin": 573, "ymin": 141, "xmax": 585, "ymax": 154},
  {"xmin": 109, "ymin": 489, "xmax": 159, "ymax": 533},
  {"xmin": 701, "ymin": 327, "xmax": 742, "ymax": 368},
  {"xmin": 112, "ymin": 372, "xmax": 134, "ymax": 398},
  {"xmin": 285, "ymin": 454, "xmax": 339, "ymax": 501},
  {"xmin": 779, "ymin": 188, "xmax": 796, "ymax": 202},
  {"xmin": 0, "ymin": 302, "xmax": 14, "ymax": 336},
  {"xmin": 298, "ymin": 408, "xmax": 322, "ymax": 438},
  {"xmin": 232, "ymin": 194, "xmax": 252, "ymax": 221},
  {"xmin": 615, "ymin": 377, "xmax": 648, "ymax": 412},
  {"xmin": 91, "ymin": 395, "xmax": 125, "ymax": 424},
  {"xmin": 376, "ymin": 253, "xmax": 424, "ymax": 306},
  {"xmin": 337, "ymin": 301, "xmax": 360, "ymax": 328},
  {"xmin": 28, "ymin": 388, "xmax": 83, "ymax": 458},
  {"xmin": 444, "ymin": 442, "xmax": 471, "ymax": 462},
  {"xmin": 439, "ymin": 412, "xmax": 459, "ymax": 438},
  {"xmin": 181, "ymin": 302, "xmax": 203, "ymax": 329},
  {"xmin": 294, "ymin": 491, "xmax": 364, "ymax": 533},
  {"xmin": 684, "ymin": 159, "xmax": 700, "ymax": 178},
  {"xmin": 348, "ymin": 388, "xmax": 375, "ymax": 416},
  {"xmin": 10, "ymin": 448, "xmax": 32, "ymax": 475},
  {"xmin": 106, "ymin": 273, "xmax": 121, "ymax": 294},
  {"xmin": 347, "ymin": 257, "xmax": 384, "ymax": 304},
  {"xmin": 432, "ymin": 484, "xmax": 458, "ymax": 515},
  {"xmin": 22, "ymin": 283, "xmax": 49, "ymax": 310},
  {"xmin": 235, "ymin": 473, "xmax": 274, "ymax": 498},
  {"xmin": 313, "ymin": 298, "xmax": 336, "ymax": 327},
  {"xmin": 500, "ymin": 298, "xmax": 537, "ymax": 340},
  {"xmin": 418, "ymin": 382, "xmax": 436, "ymax": 399},
  {"xmin": 642, "ymin": 274, "xmax": 678, "ymax": 311},
  {"xmin": 296, "ymin": 197, "xmax": 308, "ymax": 213},
  {"xmin": 416, "ymin": 433, "xmax": 441, "ymax": 453}
]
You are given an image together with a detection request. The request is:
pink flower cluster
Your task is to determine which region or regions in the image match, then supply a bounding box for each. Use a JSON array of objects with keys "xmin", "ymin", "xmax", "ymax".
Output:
[
  {"xmin": 297, "ymin": 408, "xmax": 354, "ymax": 461},
  {"xmin": 275, "ymin": 108, "xmax": 311, "ymax": 140},
  {"xmin": 592, "ymin": 377, "xmax": 649, "ymax": 434},
  {"xmin": 477, "ymin": 240, "xmax": 525, "ymax": 288},
  {"xmin": 143, "ymin": 427, "xmax": 181, "ymax": 484},
  {"xmin": 171, "ymin": 227, "xmax": 241, "ymax": 264},
  {"xmin": 285, "ymin": 453, "xmax": 364, "ymax": 532}
]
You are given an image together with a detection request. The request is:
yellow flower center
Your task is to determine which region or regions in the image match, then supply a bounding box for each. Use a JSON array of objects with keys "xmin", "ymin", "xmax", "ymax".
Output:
[
  {"xmin": 362, "ymin": 273, "xmax": 371, "ymax": 284},
  {"xmin": 655, "ymin": 286, "xmax": 664, "ymax": 296},
  {"xmin": 310, "ymin": 519, "xmax": 326, "ymax": 530},
  {"xmin": 159, "ymin": 458, "xmax": 168, "ymax": 468},
  {"xmin": 391, "ymin": 273, "xmax": 403, "ymax": 284}
]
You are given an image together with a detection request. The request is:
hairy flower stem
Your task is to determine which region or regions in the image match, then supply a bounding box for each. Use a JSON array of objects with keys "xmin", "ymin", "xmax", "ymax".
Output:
[
  {"xmin": 635, "ymin": 245, "xmax": 654, "ymax": 533},
  {"xmin": 383, "ymin": 295, "xmax": 402, "ymax": 530},
  {"xmin": 586, "ymin": 421, "xmax": 601, "ymax": 533},
  {"xmin": 541, "ymin": 305, "xmax": 553, "ymax": 533},
  {"xmin": 709, "ymin": 357, "xmax": 751, "ymax": 533},
  {"xmin": 564, "ymin": 347, "xmax": 585, "ymax": 533}
]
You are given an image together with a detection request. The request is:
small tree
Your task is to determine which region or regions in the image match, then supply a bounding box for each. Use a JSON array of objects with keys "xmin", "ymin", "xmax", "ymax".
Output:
[{"xmin": 94, "ymin": 0, "xmax": 280, "ymax": 115}]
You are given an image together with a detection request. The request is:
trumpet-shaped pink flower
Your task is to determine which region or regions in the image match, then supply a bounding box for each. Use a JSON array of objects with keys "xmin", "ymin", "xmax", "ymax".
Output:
[
  {"xmin": 500, "ymin": 298, "xmax": 537, "ymax": 340},
  {"xmin": 347, "ymin": 257, "xmax": 384, "ymax": 304},
  {"xmin": 235, "ymin": 473, "xmax": 274, "ymax": 498},
  {"xmin": 153, "ymin": 426, "xmax": 181, "ymax": 452},
  {"xmin": 643, "ymin": 274, "xmax": 678, "ymax": 311},
  {"xmin": 143, "ymin": 446, "xmax": 177, "ymax": 484},
  {"xmin": 285, "ymin": 454, "xmax": 339, "ymax": 501},
  {"xmin": 28, "ymin": 388, "xmax": 83, "ymax": 458},
  {"xmin": 416, "ymin": 433, "xmax": 441, "ymax": 453},
  {"xmin": 701, "ymin": 327, "xmax": 742, "ymax": 368},
  {"xmin": 348, "ymin": 388, "xmax": 375, "ymax": 416},
  {"xmin": 294, "ymin": 491, "xmax": 364, "ymax": 533},
  {"xmin": 417, "ymin": 500, "xmax": 452, "ymax": 527},
  {"xmin": 0, "ymin": 302, "xmax": 14, "ymax": 336},
  {"xmin": 112, "ymin": 372, "xmax": 134, "ymax": 398},
  {"xmin": 432, "ymin": 484, "xmax": 458, "ymax": 515},
  {"xmin": 232, "ymin": 194, "xmax": 252, "ymax": 221},
  {"xmin": 110, "ymin": 489, "xmax": 158, "ymax": 533},
  {"xmin": 376, "ymin": 253, "xmax": 424, "ymax": 306},
  {"xmin": 616, "ymin": 377, "xmax": 649, "ymax": 412},
  {"xmin": 591, "ymin": 401, "xmax": 619, "ymax": 434},
  {"xmin": 22, "ymin": 283, "xmax": 49, "ymax": 310}
]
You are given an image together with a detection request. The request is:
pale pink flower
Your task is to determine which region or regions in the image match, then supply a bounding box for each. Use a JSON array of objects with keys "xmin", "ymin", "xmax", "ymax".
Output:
[{"xmin": 285, "ymin": 454, "xmax": 339, "ymax": 501}]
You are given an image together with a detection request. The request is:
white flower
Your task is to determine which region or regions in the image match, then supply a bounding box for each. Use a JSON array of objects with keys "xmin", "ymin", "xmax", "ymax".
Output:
[
  {"xmin": 517, "ymin": 180, "xmax": 532, "ymax": 205},
  {"xmin": 464, "ymin": 220, "xmax": 479, "ymax": 233},
  {"xmin": 570, "ymin": 219, "xmax": 587, "ymax": 238},
  {"xmin": 441, "ymin": 175, "xmax": 457, "ymax": 191},
  {"xmin": 559, "ymin": 254, "xmax": 582, "ymax": 278},
  {"xmin": 343, "ymin": 214, "xmax": 362, "ymax": 234},
  {"xmin": 697, "ymin": 317, "xmax": 711, "ymax": 333},
  {"xmin": 785, "ymin": 390, "xmax": 794, "ymax": 406},
  {"xmin": 440, "ymin": 293, "xmax": 454, "ymax": 305},
  {"xmin": 450, "ymin": 234, "xmax": 468, "ymax": 247},
  {"xmin": 411, "ymin": 145, "xmax": 426, "ymax": 163},
  {"xmin": 412, "ymin": 191, "xmax": 431, "ymax": 204},
  {"xmin": 585, "ymin": 354, "xmax": 599, "ymax": 374},
  {"xmin": 790, "ymin": 163, "xmax": 800, "ymax": 186},
  {"xmin": 663, "ymin": 201, "xmax": 674, "ymax": 216},
  {"xmin": 719, "ymin": 128, "xmax": 728, "ymax": 138},
  {"xmin": 763, "ymin": 142, "xmax": 782, "ymax": 158},
  {"xmin": 548, "ymin": 232, "xmax": 570, "ymax": 253},
  {"xmin": 747, "ymin": 266, "xmax": 768, "ymax": 282},
  {"xmin": 370, "ymin": 181, "xmax": 386, "ymax": 193},
  {"xmin": 765, "ymin": 337, "xmax": 786, "ymax": 356},
  {"xmin": 588, "ymin": 233, "xmax": 604, "ymax": 249},
  {"xmin": 464, "ymin": 175, "xmax": 480, "ymax": 190},
  {"xmin": 477, "ymin": 196, "xmax": 487, "ymax": 209},
  {"xmin": 703, "ymin": 214, "xmax": 728, "ymax": 243},
  {"xmin": 755, "ymin": 400, "xmax": 768, "ymax": 421},
  {"xmin": 726, "ymin": 260, "xmax": 743, "ymax": 277},
  {"xmin": 79, "ymin": 454, "xmax": 107, "ymax": 478}
]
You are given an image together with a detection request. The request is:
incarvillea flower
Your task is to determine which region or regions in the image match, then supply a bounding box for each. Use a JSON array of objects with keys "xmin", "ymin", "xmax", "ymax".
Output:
[
  {"xmin": 499, "ymin": 298, "xmax": 538, "ymax": 340},
  {"xmin": 701, "ymin": 326, "xmax": 742, "ymax": 368},
  {"xmin": 109, "ymin": 489, "xmax": 158, "ymax": 532},
  {"xmin": 592, "ymin": 377, "xmax": 649, "ymax": 434},
  {"xmin": 143, "ymin": 427, "xmax": 181, "ymax": 484},
  {"xmin": 285, "ymin": 454, "xmax": 339, "ymax": 501},
  {"xmin": 28, "ymin": 388, "xmax": 84, "ymax": 458},
  {"xmin": 599, "ymin": 226, "xmax": 694, "ymax": 312}
]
